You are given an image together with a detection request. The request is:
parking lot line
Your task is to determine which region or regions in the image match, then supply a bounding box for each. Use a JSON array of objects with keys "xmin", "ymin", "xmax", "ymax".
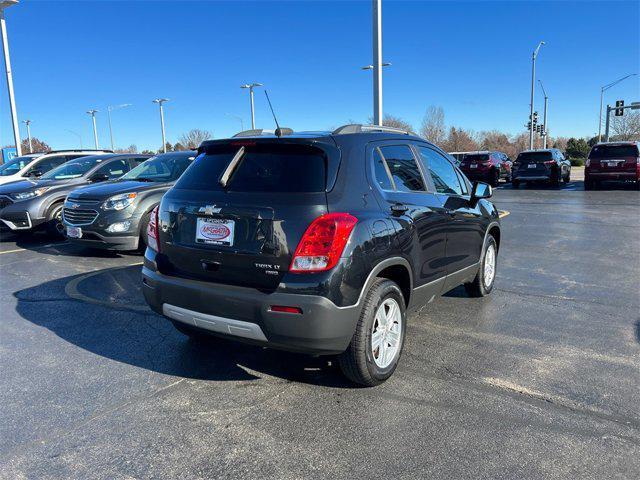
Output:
[
  {"xmin": 0, "ymin": 242, "xmax": 69, "ymax": 255},
  {"xmin": 498, "ymin": 210, "xmax": 510, "ymax": 218}
]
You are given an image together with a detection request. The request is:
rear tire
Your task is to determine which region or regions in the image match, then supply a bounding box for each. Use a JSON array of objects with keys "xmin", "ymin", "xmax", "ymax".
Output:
[
  {"xmin": 464, "ymin": 235, "xmax": 497, "ymax": 297},
  {"xmin": 490, "ymin": 169, "xmax": 500, "ymax": 187},
  {"xmin": 550, "ymin": 169, "xmax": 561, "ymax": 187},
  {"xmin": 339, "ymin": 278, "xmax": 407, "ymax": 387},
  {"xmin": 46, "ymin": 203, "xmax": 66, "ymax": 238}
]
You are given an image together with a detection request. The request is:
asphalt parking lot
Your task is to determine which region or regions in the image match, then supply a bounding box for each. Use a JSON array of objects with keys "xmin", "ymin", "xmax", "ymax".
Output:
[{"xmin": 0, "ymin": 175, "xmax": 638, "ymax": 479}]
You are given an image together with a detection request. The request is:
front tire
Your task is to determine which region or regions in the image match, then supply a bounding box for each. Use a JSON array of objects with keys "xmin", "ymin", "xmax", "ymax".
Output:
[
  {"xmin": 465, "ymin": 235, "xmax": 497, "ymax": 297},
  {"xmin": 46, "ymin": 203, "xmax": 66, "ymax": 238},
  {"xmin": 339, "ymin": 278, "xmax": 406, "ymax": 387}
]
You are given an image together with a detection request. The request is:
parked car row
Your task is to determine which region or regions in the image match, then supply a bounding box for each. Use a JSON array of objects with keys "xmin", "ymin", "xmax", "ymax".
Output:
[{"xmin": 451, "ymin": 141, "xmax": 640, "ymax": 190}]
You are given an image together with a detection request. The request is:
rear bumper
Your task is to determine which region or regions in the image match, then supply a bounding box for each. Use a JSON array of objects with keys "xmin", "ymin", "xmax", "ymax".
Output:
[
  {"xmin": 141, "ymin": 254, "xmax": 361, "ymax": 355},
  {"xmin": 585, "ymin": 171, "xmax": 638, "ymax": 182},
  {"xmin": 513, "ymin": 174, "xmax": 551, "ymax": 181}
]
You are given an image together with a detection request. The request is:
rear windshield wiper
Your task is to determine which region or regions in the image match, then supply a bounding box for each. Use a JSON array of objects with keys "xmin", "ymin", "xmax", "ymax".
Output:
[{"xmin": 219, "ymin": 146, "xmax": 245, "ymax": 188}]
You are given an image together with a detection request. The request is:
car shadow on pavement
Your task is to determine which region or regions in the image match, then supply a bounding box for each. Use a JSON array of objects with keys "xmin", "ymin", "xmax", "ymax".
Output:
[
  {"xmin": 635, "ymin": 320, "xmax": 640, "ymax": 345},
  {"xmin": 13, "ymin": 265, "xmax": 352, "ymax": 388}
]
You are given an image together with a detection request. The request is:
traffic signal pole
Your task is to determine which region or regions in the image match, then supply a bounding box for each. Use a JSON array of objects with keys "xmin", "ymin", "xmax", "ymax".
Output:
[{"xmin": 604, "ymin": 102, "xmax": 639, "ymax": 142}]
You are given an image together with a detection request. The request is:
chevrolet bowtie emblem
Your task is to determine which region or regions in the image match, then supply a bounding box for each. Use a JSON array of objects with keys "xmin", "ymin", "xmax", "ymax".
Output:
[
  {"xmin": 70, "ymin": 203, "xmax": 80, "ymax": 209},
  {"xmin": 198, "ymin": 205, "xmax": 221, "ymax": 215}
]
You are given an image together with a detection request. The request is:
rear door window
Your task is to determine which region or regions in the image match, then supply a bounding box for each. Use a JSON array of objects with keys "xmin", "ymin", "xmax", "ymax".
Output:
[
  {"xmin": 378, "ymin": 145, "xmax": 426, "ymax": 192},
  {"xmin": 418, "ymin": 146, "xmax": 463, "ymax": 195},
  {"xmin": 94, "ymin": 159, "xmax": 129, "ymax": 179},
  {"xmin": 372, "ymin": 148, "xmax": 394, "ymax": 190},
  {"xmin": 175, "ymin": 144, "xmax": 327, "ymax": 193}
]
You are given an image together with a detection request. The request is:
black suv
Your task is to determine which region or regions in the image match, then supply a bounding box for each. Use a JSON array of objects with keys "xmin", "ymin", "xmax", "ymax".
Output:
[
  {"xmin": 142, "ymin": 125, "xmax": 501, "ymax": 386},
  {"xmin": 64, "ymin": 151, "xmax": 195, "ymax": 250},
  {"xmin": 512, "ymin": 148, "xmax": 571, "ymax": 187},
  {"xmin": 0, "ymin": 153, "xmax": 148, "ymax": 236}
]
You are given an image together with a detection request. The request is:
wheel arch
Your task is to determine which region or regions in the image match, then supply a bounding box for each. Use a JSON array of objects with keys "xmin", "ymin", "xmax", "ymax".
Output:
[{"xmin": 363, "ymin": 257, "xmax": 413, "ymax": 308}]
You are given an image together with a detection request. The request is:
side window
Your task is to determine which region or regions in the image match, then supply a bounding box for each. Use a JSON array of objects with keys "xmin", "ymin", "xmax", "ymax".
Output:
[
  {"xmin": 372, "ymin": 148, "xmax": 394, "ymax": 191},
  {"xmin": 455, "ymin": 169, "xmax": 469, "ymax": 195},
  {"xmin": 27, "ymin": 156, "xmax": 66, "ymax": 175},
  {"xmin": 418, "ymin": 146, "xmax": 463, "ymax": 195},
  {"xmin": 94, "ymin": 159, "xmax": 129, "ymax": 179},
  {"xmin": 131, "ymin": 157, "xmax": 148, "ymax": 167},
  {"xmin": 378, "ymin": 145, "xmax": 426, "ymax": 192}
]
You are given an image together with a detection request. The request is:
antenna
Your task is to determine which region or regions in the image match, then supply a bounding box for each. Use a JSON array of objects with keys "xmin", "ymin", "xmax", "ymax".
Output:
[{"xmin": 264, "ymin": 90, "xmax": 283, "ymax": 136}]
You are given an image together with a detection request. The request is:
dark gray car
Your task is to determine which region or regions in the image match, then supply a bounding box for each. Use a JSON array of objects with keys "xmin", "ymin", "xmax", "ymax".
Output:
[
  {"xmin": 0, "ymin": 153, "xmax": 149, "ymax": 236},
  {"xmin": 512, "ymin": 148, "xmax": 571, "ymax": 187},
  {"xmin": 64, "ymin": 151, "xmax": 196, "ymax": 250}
]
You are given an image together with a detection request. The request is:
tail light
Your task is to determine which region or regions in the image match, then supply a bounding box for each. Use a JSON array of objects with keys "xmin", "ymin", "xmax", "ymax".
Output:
[
  {"xmin": 290, "ymin": 213, "xmax": 358, "ymax": 272},
  {"xmin": 147, "ymin": 205, "xmax": 160, "ymax": 252},
  {"xmin": 544, "ymin": 160, "xmax": 555, "ymax": 166}
]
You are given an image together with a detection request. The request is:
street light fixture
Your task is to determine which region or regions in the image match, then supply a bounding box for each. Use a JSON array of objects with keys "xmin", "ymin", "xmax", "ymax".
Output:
[
  {"xmin": 240, "ymin": 83, "xmax": 262, "ymax": 129},
  {"xmin": 107, "ymin": 103, "xmax": 132, "ymax": 151},
  {"xmin": 86, "ymin": 109, "xmax": 99, "ymax": 149},
  {"xmin": 21, "ymin": 119, "xmax": 31, "ymax": 152},
  {"xmin": 152, "ymin": 98, "xmax": 169, "ymax": 153},
  {"xmin": 1, "ymin": 0, "xmax": 22, "ymax": 156},
  {"xmin": 225, "ymin": 113, "xmax": 244, "ymax": 132},
  {"xmin": 538, "ymin": 80, "xmax": 548, "ymax": 149},
  {"xmin": 598, "ymin": 73, "xmax": 637, "ymax": 142},
  {"xmin": 65, "ymin": 129, "xmax": 83, "ymax": 149},
  {"xmin": 529, "ymin": 41, "xmax": 545, "ymax": 149}
]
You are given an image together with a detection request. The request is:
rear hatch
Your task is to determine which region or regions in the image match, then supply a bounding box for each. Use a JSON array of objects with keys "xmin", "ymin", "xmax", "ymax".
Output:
[
  {"xmin": 460, "ymin": 154, "xmax": 489, "ymax": 172},
  {"xmin": 156, "ymin": 138, "xmax": 340, "ymax": 291},
  {"xmin": 515, "ymin": 151, "xmax": 553, "ymax": 175},
  {"xmin": 588, "ymin": 144, "xmax": 639, "ymax": 173}
]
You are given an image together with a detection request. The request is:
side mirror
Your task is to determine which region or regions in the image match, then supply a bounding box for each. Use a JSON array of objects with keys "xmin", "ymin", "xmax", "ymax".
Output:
[
  {"xmin": 90, "ymin": 173, "xmax": 110, "ymax": 182},
  {"xmin": 471, "ymin": 181, "xmax": 492, "ymax": 200}
]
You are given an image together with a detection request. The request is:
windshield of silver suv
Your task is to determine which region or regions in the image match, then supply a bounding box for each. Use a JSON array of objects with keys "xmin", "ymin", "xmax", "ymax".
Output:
[
  {"xmin": 41, "ymin": 157, "xmax": 104, "ymax": 180},
  {"xmin": 0, "ymin": 155, "xmax": 37, "ymax": 176},
  {"xmin": 119, "ymin": 153, "xmax": 195, "ymax": 182}
]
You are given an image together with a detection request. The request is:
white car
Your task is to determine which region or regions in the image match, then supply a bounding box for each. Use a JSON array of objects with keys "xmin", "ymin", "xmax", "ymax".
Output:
[{"xmin": 0, "ymin": 150, "xmax": 111, "ymax": 186}]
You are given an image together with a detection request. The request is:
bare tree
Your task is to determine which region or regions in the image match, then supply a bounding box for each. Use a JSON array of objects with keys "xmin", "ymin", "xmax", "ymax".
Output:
[
  {"xmin": 420, "ymin": 106, "xmax": 446, "ymax": 146},
  {"xmin": 478, "ymin": 130, "xmax": 514, "ymax": 157},
  {"xmin": 552, "ymin": 136, "xmax": 569, "ymax": 152},
  {"xmin": 611, "ymin": 111, "xmax": 640, "ymax": 141},
  {"xmin": 511, "ymin": 132, "xmax": 530, "ymax": 156},
  {"xmin": 179, "ymin": 129, "xmax": 213, "ymax": 149},
  {"xmin": 115, "ymin": 144, "xmax": 138, "ymax": 154},
  {"xmin": 442, "ymin": 127, "xmax": 478, "ymax": 153},
  {"xmin": 380, "ymin": 114, "xmax": 415, "ymax": 133}
]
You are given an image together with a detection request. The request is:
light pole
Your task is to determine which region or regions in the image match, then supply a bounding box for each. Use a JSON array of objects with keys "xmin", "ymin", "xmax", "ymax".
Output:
[
  {"xmin": 529, "ymin": 41, "xmax": 545, "ymax": 149},
  {"xmin": 225, "ymin": 113, "xmax": 244, "ymax": 132},
  {"xmin": 598, "ymin": 73, "xmax": 637, "ymax": 143},
  {"xmin": 107, "ymin": 103, "xmax": 132, "ymax": 151},
  {"xmin": 65, "ymin": 129, "xmax": 83, "ymax": 149},
  {"xmin": 1, "ymin": 0, "xmax": 21, "ymax": 156},
  {"xmin": 152, "ymin": 98, "xmax": 169, "ymax": 153},
  {"xmin": 362, "ymin": 62, "xmax": 391, "ymax": 125},
  {"xmin": 371, "ymin": 0, "xmax": 383, "ymax": 125},
  {"xmin": 538, "ymin": 80, "xmax": 548, "ymax": 149},
  {"xmin": 86, "ymin": 109, "xmax": 99, "ymax": 149},
  {"xmin": 21, "ymin": 119, "xmax": 31, "ymax": 152},
  {"xmin": 240, "ymin": 83, "xmax": 262, "ymax": 129}
]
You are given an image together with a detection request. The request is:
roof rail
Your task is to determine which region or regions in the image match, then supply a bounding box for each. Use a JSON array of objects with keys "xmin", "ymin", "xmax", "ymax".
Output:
[
  {"xmin": 332, "ymin": 124, "xmax": 411, "ymax": 135},
  {"xmin": 45, "ymin": 149, "xmax": 114, "ymax": 154}
]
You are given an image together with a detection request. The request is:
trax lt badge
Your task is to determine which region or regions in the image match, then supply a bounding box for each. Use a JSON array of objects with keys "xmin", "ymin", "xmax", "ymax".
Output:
[{"xmin": 198, "ymin": 205, "xmax": 221, "ymax": 215}]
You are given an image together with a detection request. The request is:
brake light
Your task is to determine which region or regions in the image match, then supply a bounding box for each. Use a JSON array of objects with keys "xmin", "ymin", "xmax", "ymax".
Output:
[
  {"xmin": 290, "ymin": 213, "xmax": 358, "ymax": 272},
  {"xmin": 544, "ymin": 160, "xmax": 555, "ymax": 166},
  {"xmin": 147, "ymin": 205, "xmax": 160, "ymax": 252}
]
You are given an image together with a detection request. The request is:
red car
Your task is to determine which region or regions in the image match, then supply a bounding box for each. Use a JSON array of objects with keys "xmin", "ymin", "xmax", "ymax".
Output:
[
  {"xmin": 458, "ymin": 151, "xmax": 512, "ymax": 187},
  {"xmin": 585, "ymin": 142, "xmax": 640, "ymax": 190}
]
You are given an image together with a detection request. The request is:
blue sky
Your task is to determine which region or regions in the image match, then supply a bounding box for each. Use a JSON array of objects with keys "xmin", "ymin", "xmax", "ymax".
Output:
[{"xmin": 1, "ymin": 0, "xmax": 639, "ymax": 151}]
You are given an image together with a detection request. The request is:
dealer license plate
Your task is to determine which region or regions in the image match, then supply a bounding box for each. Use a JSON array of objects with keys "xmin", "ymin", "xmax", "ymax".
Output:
[
  {"xmin": 195, "ymin": 218, "xmax": 235, "ymax": 246},
  {"xmin": 67, "ymin": 226, "xmax": 82, "ymax": 238}
]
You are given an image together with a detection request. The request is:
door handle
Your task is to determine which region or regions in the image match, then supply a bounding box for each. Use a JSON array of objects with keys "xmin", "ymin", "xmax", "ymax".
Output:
[{"xmin": 391, "ymin": 203, "xmax": 409, "ymax": 214}]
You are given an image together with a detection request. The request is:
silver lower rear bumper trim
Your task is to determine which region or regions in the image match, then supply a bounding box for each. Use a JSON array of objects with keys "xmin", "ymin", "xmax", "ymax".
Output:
[{"xmin": 162, "ymin": 303, "xmax": 268, "ymax": 342}]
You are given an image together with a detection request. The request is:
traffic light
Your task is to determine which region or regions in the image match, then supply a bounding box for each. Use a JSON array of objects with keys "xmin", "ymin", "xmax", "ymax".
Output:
[
  {"xmin": 615, "ymin": 100, "xmax": 624, "ymax": 116},
  {"xmin": 526, "ymin": 121, "xmax": 532, "ymax": 130},
  {"xmin": 533, "ymin": 111, "xmax": 539, "ymax": 124},
  {"xmin": 540, "ymin": 124, "xmax": 546, "ymax": 136}
]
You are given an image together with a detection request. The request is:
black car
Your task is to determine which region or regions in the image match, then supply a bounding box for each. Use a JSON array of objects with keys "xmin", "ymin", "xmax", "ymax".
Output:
[
  {"xmin": 64, "ymin": 151, "xmax": 196, "ymax": 250},
  {"xmin": 141, "ymin": 125, "xmax": 501, "ymax": 386},
  {"xmin": 512, "ymin": 148, "xmax": 571, "ymax": 187},
  {"xmin": 458, "ymin": 151, "xmax": 513, "ymax": 186},
  {"xmin": 0, "ymin": 153, "xmax": 148, "ymax": 235}
]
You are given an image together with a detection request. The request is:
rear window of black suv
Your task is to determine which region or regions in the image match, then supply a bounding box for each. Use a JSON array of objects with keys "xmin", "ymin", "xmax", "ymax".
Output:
[{"xmin": 175, "ymin": 143, "xmax": 327, "ymax": 193}]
